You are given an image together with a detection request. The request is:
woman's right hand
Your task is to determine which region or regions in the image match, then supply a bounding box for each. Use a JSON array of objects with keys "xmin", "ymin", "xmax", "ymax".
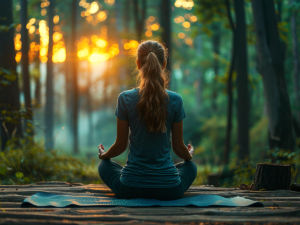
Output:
[
  {"xmin": 98, "ymin": 144, "xmax": 105, "ymax": 159},
  {"xmin": 187, "ymin": 144, "xmax": 194, "ymax": 156}
]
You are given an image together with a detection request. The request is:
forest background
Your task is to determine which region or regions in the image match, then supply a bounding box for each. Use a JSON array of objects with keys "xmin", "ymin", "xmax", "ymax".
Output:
[{"xmin": 0, "ymin": 0, "xmax": 299, "ymax": 187}]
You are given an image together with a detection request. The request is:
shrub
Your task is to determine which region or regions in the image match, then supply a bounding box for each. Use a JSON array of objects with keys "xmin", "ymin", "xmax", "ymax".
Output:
[{"xmin": 0, "ymin": 138, "xmax": 98, "ymax": 185}]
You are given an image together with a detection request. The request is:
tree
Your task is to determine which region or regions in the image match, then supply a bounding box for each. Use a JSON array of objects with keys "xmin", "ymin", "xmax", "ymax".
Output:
[
  {"xmin": 290, "ymin": 0, "xmax": 300, "ymax": 122},
  {"xmin": 160, "ymin": 0, "xmax": 171, "ymax": 87},
  {"xmin": 133, "ymin": 0, "xmax": 146, "ymax": 40},
  {"xmin": 71, "ymin": 0, "xmax": 79, "ymax": 154},
  {"xmin": 211, "ymin": 23, "xmax": 221, "ymax": 112},
  {"xmin": 195, "ymin": 35, "xmax": 203, "ymax": 108},
  {"xmin": 20, "ymin": 0, "xmax": 33, "ymax": 130},
  {"xmin": 45, "ymin": 0, "xmax": 55, "ymax": 149},
  {"xmin": 0, "ymin": 0, "xmax": 22, "ymax": 150},
  {"xmin": 86, "ymin": 62, "xmax": 93, "ymax": 146},
  {"xmin": 251, "ymin": 0, "xmax": 294, "ymax": 150},
  {"xmin": 223, "ymin": 0, "xmax": 236, "ymax": 166},
  {"xmin": 234, "ymin": 0, "xmax": 249, "ymax": 161}
]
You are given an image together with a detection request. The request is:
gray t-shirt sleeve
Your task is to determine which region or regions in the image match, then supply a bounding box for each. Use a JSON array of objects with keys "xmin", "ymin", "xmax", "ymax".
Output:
[
  {"xmin": 173, "ymin": 95, "xmax": 186, "ymax": 123},
  {"xmin": 115, "ymin": 92, "xmax": 128, "ymax": 121}
]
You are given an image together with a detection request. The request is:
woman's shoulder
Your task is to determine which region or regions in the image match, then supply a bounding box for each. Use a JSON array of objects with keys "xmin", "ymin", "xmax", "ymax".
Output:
[
  {"xmin": 118, "ymin": 88, "xmax": 139, "ymax": 103},
  {"xmin": 166, "ymin": 90, "xmax": 183, "ymax": 102},
  {"xmin": 119, "ymin": 88, "xmax": 138, "ymax": 96}
]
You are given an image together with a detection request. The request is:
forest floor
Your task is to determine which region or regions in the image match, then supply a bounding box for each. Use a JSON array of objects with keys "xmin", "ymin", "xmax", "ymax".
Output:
[{"xmin": 0, "ymin": 182, "xmax": 300, "ymax": 224}]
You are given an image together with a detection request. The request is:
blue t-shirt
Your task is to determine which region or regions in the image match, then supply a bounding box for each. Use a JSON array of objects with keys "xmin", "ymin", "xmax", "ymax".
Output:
[{"xmin": 114, "ymin": 88, "xmax": 186, "ymax": 188}]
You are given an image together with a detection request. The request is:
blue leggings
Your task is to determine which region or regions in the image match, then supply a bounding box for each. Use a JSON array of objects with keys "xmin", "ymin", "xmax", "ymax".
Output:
[{"xmin": 98, "ymin": 159, "xmax": 197, "ymax": 200}]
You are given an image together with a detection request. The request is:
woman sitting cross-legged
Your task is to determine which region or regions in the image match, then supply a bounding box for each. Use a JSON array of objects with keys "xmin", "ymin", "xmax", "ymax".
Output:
[{"xmin": 98, "ymin": 40, "xmax": 197, "ymax": 200}]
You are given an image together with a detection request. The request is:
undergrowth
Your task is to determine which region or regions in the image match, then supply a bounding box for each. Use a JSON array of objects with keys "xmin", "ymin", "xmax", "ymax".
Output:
[{"xmin": 0, "ymin": 138, "xmax": 101, "ymax": 185}]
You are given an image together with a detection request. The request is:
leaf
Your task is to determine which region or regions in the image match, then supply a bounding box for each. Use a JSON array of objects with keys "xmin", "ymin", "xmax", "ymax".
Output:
[
  {"xmin": 15, "ymin": 172, "xmax": 24, "ymax": 179},
  {"xmin": 0, "ymin": 166, "xmax": 7, "ymax": 176},
  {"xmin": 259, "ymin": 189, "xmax": 266, "ymax": 191},
  {"xmin": 23, "ymin": 177, "xmax": 31, "ymax": 183}
]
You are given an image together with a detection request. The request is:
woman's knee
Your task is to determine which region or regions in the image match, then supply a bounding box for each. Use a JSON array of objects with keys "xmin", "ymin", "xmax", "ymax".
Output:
[
  {"xmin": 189, "ymin": 161, "xmax": 198, "ymax": 177},
  {"xmin": 183, "ymin": 160, "xmax": 198, "ymax": 179},
  {"xmin": 98, "ymin": 159, "xmax": 111, "ymax": 180}
]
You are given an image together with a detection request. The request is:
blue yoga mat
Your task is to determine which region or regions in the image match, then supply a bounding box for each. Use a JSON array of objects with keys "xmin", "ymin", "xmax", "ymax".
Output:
[{"xmin": 21, "ymin": 192, "xmax": 264, "ymax": 207}]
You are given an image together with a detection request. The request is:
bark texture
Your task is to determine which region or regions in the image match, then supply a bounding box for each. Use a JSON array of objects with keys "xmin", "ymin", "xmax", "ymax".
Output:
[
  {"xmin": 45, "ymin": 0, "xmax": 55, "ymax": 149},
  {"xmin": 290, "ymin": 0, "xmax": 300, "ymax": 121},
  {"xmin": 160, "ymin": 0, "xmax": 171, "ymax": 87},
  {"xmin": 223, "ymin": 0, "xmax": 235, "ymax": 165},
  {"xmin": 211, "ymin": 24, "xmax": 221, "ymax": 112},
  {"xmin": 20, "ymin": 0, "xmax": 32, "ymax": 121},
  {"xmin": 0, "ymin": 0, "xmax": 22, "ymax": 150},
  {"xmin": 252, "ymin": 163, "xmax": 291, "ymax": 191},
  {"xmin": 251, "ymin": 0, "xmax": 294, "ymax": 150},
  {"xmin": 71, "ymin": 0, "xmax": 79, "ymax": 154},
  {"xmin": 195, "ymin": 35, "xmax": 203, "ymax": 108},
  {"xmin": 234, "ymin": 0, "xmax": 249, "ymax": 160}
]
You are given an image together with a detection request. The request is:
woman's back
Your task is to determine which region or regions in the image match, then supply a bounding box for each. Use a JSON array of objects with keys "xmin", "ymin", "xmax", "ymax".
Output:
[
  {"xmin": 115, "ymin": 88, "xmax": 186, "ymax": 188},
  {"xmin": 98, "ymin": 40, "xmax": 196, "ymax": 200}
]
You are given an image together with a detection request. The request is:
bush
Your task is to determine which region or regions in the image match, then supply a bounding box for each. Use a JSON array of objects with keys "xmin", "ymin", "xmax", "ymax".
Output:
[{"xmin": 0, "ymin": 138, "xmax": 100, "ymax": 185}]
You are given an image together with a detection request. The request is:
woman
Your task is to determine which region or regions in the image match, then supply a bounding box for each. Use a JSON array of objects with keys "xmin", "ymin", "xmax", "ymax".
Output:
[{"xmin": 98, "ymin": 40, "xmax": 197, "ymax": 200}]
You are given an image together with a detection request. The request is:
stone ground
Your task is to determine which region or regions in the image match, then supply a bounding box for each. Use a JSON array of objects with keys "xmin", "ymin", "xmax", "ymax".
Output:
[{"xmin": 0, "ymin": 181, "xmax": 300, "ymax": 225}]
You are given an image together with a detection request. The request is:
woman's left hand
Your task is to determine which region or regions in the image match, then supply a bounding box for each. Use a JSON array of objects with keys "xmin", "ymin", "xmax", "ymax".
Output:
[
  {"xmin": 187, "ymin": 144, "xmax": 194, "ymax": 156},
  {"xmin": 98, "ymin": 144, "xmax": 105, "ymax": 159}
]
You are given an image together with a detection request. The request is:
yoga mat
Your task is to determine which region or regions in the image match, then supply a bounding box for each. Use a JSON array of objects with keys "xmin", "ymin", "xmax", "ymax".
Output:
[{"xmin": 21, "ymin": 192, "xmax": 264, "ymax": 208}]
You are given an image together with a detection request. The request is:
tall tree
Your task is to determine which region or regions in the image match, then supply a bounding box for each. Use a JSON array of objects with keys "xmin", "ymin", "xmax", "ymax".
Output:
[
  {"xmin": 234, "ymin": 0, "xmax": 249, "ymax": 160},
  {"xmin": 290, "ymin": 0, "xmax": 300, "ymax": 121},
  {"xmin": 86, "ymin": 62, "xmax": 93, "ymax": 146},
  {"xmin": 133, "ymin": 0, "xmax": 146, "ymax": 40},
  {"xmin": 160, "ymin": 0, "xmax": 171, "ymax": 87},
  {"xmin": 20, "ymin": 0, "xmax": 33, "ymax": 129},
  {"xmin": 223, "ymin": 0, "xmax": 236, "ymax": 166},
  {"xmin": 45, "ymin": 0, "xmax": 55, "ymax": 149},
  {"xmin": 195, "ymin": 35, "xmax": 203, "ymax": 108},
  {"xmin": 211, "ymin": 23, "xmax": 221, "ymax": 112},
  {"xmin": 71, "ymin": 0, "xmax": 79, "ymax": 153},
  {"xmin": 0, "ymin": 0, "xmax": 22, "ymax": 150},
  {"xmin": 251, "ymin": 0, "xmax": 294, "ymax": 150}
]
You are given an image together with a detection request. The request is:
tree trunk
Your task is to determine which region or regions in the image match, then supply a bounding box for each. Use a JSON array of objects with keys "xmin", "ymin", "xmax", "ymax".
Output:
[
  {"xmin": 251, "ymin": 0, "xmax": 294, "ymax": 150},
  {"xmin": 0, "ymin": 0, "xmax": 22, "ymax": 150},
  {"xmin": 211, "ymin": 24, "xmax": 221, "ymax": 112},
  {"xmin": 133, "ymin": 0, "xmax": 146, "ymax": 40},
  {"xmin": 195, "ymin": 35, "xmax": 203, "ymax": 108},
  {"xmin": 71, "ymin": 0, "xmax": 79, "ymax": 154},
  {"xmin": 86, "ymin": 61, "xmax": 93, "ymax": 147},
  {"xmin": 251, "ymin": 163, "xmax": 291, "ymax": 191},
  {"xmin": 160, "ymin": 0, "xmax": 171, "ymax": 88},
  {"xmin": 223, "ymin": 0, "xmax": 235, "ymax": 166},
  {"xmin": 20, "ymin": 0, "xmax": 33, "ymax": 135},
  {"xmin": 45, "ymin": 0, "xmax": 55, "ymax": 149},
  {"xmin": 234, "ymin": 0, "xmax": 249, "ymax": 161},
  {"xmin": 34, "ymin": 72, "xmax": 41, "ymax": 106},
  {"xmin": 65, "ymin": 33, "xmax": 71, "ymax": 114},
  {"xmin": 290, "ymin": 0, "xmax": 300, "ymax": 122},
  {"xmin": 33, "ymin": 26, "xmax": 41, "ymax": 108},
  {"xmin": 124, "ymin": 0, "xmax": 131, "ymax": 33}
]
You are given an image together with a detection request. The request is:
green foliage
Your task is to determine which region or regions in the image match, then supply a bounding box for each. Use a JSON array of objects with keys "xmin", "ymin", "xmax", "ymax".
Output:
[
  {"xmin": 0, "ymin": 68, "xmax": 17, "ymax": 88},
  {"xmin": 278, "ymin": 21, "xmax": 289, "ymax": 43},
  {"xmin": 0, "ymin": 138, "xmax": 100, "ymax": 185},
  {"xmin": 219, "ymin": 147, "xmax": 300, "ymax": 187},
  {"xmin": 0, "ymin": 23, "xmax": 18, "ymax": 33}
]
